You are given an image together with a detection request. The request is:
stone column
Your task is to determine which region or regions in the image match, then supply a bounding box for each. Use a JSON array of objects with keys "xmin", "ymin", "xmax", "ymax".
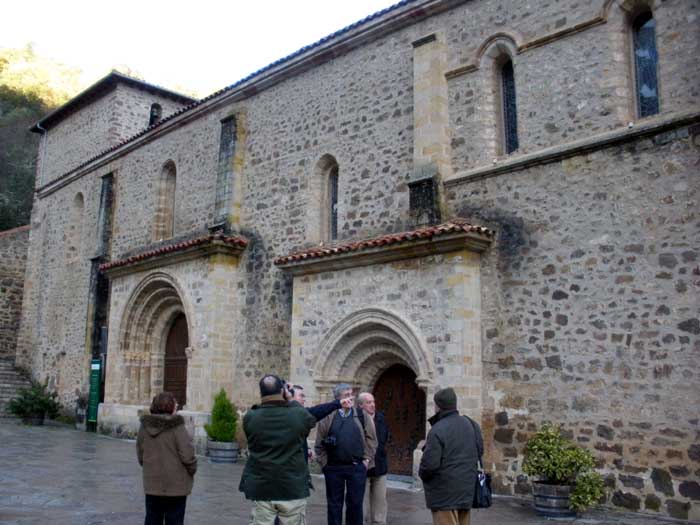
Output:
[{"xmin": 412, "ymin": 31, "xmax": 453, "ymax": 181}]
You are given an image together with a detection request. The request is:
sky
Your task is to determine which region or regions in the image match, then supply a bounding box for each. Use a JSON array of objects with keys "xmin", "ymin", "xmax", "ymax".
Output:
[{"xmin": 5, "ymin": 0, "xmax": 401, "ymax": 98}]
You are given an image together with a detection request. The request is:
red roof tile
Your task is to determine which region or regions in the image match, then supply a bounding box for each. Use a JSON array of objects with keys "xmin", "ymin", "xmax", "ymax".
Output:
[
  {"xmin": 100, "ymin": 233, "xmax": 248, "ymax": 272},
  {"xmin": 274, "ymin": 218, "xmax": 494, "ymax": 265}
]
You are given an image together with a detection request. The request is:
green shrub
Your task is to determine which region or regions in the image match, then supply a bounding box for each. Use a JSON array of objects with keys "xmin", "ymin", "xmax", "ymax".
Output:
[
  {"xmin": 523, "ymin": 424, "xmax": 593, "ymax": 483},
  {"xmin": 523, "ymin": 424, "xmax": 605, "ymax": 512},
  {"xmin": 570, "ymin": 471, "xmax": 605, "ymax": 512},
  {"xmin": 8, "ymin": 380, "xmax": 60, "ymax": 420},
  {"xmin": 204, "ymin": 389, "xmax": 237, "ymax": 442}
]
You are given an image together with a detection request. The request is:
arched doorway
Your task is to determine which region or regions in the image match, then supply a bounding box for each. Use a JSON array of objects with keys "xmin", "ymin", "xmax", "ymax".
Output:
[
  {"xmin": 115, "ymin": 273, "xmax": 191, "ymax": 406},
  {"xmin": 312, "ymin": 309, "xmax": 434, "ymax": 477},
  {"xmin": 374, "ymin": 364, "xmax": 426, "ymax": 476},
  {"xmin": 164, "ymin": 313, "xmax": 188, "ymax": 408}
]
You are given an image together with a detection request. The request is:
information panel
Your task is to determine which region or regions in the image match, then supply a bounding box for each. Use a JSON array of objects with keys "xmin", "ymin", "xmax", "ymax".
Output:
[{"xmin": 87, "ymin": 359, "xmax": 101, "ymax": 423}]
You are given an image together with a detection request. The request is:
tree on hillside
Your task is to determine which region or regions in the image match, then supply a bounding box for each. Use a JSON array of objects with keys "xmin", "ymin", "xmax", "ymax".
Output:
[{"xmin": 0, "ymin": 45, "xmax": 82, "ymax": 231}]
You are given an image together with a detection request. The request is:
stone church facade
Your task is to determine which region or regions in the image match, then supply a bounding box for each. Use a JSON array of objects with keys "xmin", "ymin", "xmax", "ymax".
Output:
[{"xmin": 13, "ymin": 0, "xmax": 699, "ymax": 519}]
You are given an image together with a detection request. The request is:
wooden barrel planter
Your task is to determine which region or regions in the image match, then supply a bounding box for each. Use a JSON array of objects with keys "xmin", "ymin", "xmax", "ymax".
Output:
[
  {"xmin": 207, "ymin": 440, "xmax": 239, "ymax": 463},
  {"xmin": 532, "ymin": 482, "xmax": 576, "ymax": 518}
]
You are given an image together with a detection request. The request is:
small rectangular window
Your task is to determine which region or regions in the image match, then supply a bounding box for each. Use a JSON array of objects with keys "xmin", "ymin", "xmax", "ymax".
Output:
[{"xmin": 409, "ymin": 177, "xmax": 440, "ymax": 226}]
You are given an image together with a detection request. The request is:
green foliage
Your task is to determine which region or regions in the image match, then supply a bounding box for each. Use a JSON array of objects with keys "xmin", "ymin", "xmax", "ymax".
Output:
[
  {"xmin": 523, "ymin": 424, "xmax": 606, "ymax": 512},
  {"xmin": 0, "ymin": 45, "xmax": 83, "ymax": 231},
  {"xmin": 523, "ymin": 424, "xmax": 594, "ymax": 484},
  {"xmin": 0, "ymin": 45, "xmax": 82, "ymax": 107},
  {"xmin": 8, "ymin": 380, "xmax": 61, "ymax": 420},
  {"xmin": 570, "ymin": 471, "xmax": 605, "ymax": 512},
  {"xmin": 204, "ymin": 389, "xmax": 238, "ymax": 442}
]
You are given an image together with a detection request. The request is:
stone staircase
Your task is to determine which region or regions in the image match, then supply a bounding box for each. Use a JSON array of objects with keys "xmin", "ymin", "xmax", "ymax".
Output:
[{"xmin": 0, "ymin": 358, "xmax": 32, "ymax": 417}]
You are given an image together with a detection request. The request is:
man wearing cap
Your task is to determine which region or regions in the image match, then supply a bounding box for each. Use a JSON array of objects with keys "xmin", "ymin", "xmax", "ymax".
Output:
[{"xmin": 419, "ymin": 387, "xmax": 484, "ymax": 525}]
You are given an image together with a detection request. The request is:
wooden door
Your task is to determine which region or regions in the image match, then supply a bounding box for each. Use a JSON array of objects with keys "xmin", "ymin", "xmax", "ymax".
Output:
[
  {"xmin": 373, "ymin": 364, "xmax": 426, "ymax": 476},
  {"xmin": 164, "ymin": 313, "xmax": 188, "ymax": 408}
]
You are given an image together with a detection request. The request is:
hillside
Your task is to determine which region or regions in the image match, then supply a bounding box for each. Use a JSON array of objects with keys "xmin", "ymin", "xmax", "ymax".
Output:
[{"xmin": 0, "ymin": 45, "xmax": 82, "ymax": 231}]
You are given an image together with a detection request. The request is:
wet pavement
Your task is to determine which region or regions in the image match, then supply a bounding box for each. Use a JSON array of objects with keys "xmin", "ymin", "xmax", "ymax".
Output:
[{"xmin": 0, "ymin": 420, "xmax": 690, "ymax": 525}]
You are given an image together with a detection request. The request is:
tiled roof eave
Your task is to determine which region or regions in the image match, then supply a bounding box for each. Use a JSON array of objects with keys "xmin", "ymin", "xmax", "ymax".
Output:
[
  {"xmin": 275, "ymin": 227, "xmax": 493, "ymax": 276},
  {"xmin": 100, "ymin": 234, "xmax": 248, "ymax": 277}
]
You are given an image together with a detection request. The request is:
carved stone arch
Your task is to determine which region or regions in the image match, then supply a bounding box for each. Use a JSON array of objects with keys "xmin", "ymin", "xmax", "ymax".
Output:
[
  {"xmin": 608, "ymin": 0, "xmax": 656, "ymax": 18},
  {"xmin": 339, "ymin": 343, "xmax": 411, "ymax": 392},
  {"xmin": 474, "ymin": 32, "xmax": 521, "ymax": 69},
  {"xmin": 116, "ymin": 272, "xmax": 193, "ymax": 405},
  {"xmin": 313, "ymin": 308, "xmax": 434, "ymax": 394}
]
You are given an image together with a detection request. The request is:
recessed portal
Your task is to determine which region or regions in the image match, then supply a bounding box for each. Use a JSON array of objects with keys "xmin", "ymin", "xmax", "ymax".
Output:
[
  {"xmin": 373, "ymin": 364, "xmax": 426, "ymax": 476},
  {"xmin": 164, "ymin": 313, "xmax": 188, "ymax": 408}
]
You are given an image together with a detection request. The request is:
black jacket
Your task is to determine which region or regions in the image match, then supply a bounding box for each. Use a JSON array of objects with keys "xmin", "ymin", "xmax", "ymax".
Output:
[
  {"xmin": 368, "ymin": 411, "xmax": 389, "ymax": 477},
  {"xmin": 418, "ymin": 410, "xmax": 483, "ymax": 511}
]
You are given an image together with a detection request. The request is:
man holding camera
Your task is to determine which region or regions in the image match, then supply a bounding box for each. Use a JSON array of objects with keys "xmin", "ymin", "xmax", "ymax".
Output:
[
  {"xmin": 315, "ymin": 383, "xmax": 378, "ymax": 525},
  {"xmin": 239, "ymin": 374, "xmax": 317, "ymax": 524}
]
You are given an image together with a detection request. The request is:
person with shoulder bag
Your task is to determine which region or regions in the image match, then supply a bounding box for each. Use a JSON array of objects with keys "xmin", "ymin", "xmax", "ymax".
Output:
[
  {"xmin": 137, "ymin": 391, "xmax": 198, "ymax": 525},
  {"xmin": 419, "ymin": 387, "xmax": 485, "ymax": 525}
]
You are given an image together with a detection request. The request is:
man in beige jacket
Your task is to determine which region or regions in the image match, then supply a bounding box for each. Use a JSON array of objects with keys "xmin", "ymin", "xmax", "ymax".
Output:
[{"xmin": 315, "ymin": 384, "xmax": 378, "ymax": 525}]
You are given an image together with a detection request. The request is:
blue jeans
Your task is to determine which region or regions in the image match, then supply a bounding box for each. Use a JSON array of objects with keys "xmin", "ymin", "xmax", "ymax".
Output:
[{"xmin": 323, "ymin": 463, "xmax": 367, "ymax": 525}]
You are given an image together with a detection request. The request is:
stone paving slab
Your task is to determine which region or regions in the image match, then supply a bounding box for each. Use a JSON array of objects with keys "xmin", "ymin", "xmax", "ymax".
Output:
[{"xmin": 0, "ymin": 421, "xmax": 692, "ymax": 525}]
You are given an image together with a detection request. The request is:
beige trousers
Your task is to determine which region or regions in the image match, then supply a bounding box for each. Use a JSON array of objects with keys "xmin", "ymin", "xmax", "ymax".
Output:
[
  {"xmin": 431, "ymin": 509, "xmax": 471, "ymax": 525},
  {"xmin": 363, "ymin": 475, "xmax": 387, "ymax": 525},
  {"xmin": 250, "ymin": 498, "xmax": 307, "ymax": 525}
]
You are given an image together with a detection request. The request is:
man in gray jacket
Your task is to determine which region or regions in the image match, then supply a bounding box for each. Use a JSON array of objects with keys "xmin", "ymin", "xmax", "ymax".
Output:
[{"xmin": 419, "ymin": 387, "xmax": 484, "ymax": 525}]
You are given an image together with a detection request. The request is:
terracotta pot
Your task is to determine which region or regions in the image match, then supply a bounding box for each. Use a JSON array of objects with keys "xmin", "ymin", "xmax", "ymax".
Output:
[{"xmin": 532, "ymin": 481, "xmax": 576, "ymax": 518}]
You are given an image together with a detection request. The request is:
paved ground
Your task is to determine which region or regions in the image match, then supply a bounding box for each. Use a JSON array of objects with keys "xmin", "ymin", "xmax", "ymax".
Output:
[{"xmin": 0, "ymin": 421, "xmax": 690, "ymax": 525}]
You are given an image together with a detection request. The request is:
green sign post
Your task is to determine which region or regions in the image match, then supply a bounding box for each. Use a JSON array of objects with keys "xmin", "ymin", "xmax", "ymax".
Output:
[{"xmin": 87, "ymin": 359, "xmax": 101, "ymax": 425}]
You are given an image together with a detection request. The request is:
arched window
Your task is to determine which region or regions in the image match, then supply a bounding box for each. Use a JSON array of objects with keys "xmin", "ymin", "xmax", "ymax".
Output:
[
  {"xmin": 312, "ymin": 155, "xmax": 340, "ymax": 243},
  {"xmin": 149, "ymin": 103, "xmax": 163, "ymax": 127},
  {"xmin": 328, "ymin": 164, "xmax": 339, "ymax": 241},
  {"xmin": 632, "ymin": 11, "xmax": 659, "ymax": 118},
  {"xmin": 153, "ymin": 162, "xmax": 177, "ymax": 241},
  {"xmin": 500, "ymin": 58, "xmax": 519, "ymax": 154},
  {"xmin": 66, "ymin": 193, "xmax": 84, "ymax": 262}
]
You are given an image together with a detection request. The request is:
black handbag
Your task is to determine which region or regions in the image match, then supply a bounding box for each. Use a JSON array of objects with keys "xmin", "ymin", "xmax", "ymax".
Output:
[{"xmin": 465, "ymin": 416, "xmax": 493, "ymax": 509}]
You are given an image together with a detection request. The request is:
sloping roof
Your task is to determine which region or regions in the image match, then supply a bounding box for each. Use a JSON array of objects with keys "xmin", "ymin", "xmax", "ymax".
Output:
[
  {"xmin": 99, "ymin": 232, "xmax": 248, "ymax": 273},
  {"xmin": 30, "ymin": 71, "xmax": 197, "ymax": 132},
  {"xmin": 274, "ymin": 218, "xmax": 494, "ymax": 266},
  {"xmin": 34, "ymin": 0, "xmax": 441, "ymax": 194}
]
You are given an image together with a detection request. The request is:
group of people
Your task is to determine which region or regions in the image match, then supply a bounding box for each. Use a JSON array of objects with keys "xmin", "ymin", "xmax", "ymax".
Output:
[{"xmin": 135, "ymin": 378, "xmax": 483, "ymax": 525}]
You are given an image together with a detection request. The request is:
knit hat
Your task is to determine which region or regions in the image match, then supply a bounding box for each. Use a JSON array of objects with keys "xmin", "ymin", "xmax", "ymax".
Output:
[{"xmin": 434, "ymin": 387, "xmax": 457, "ymax": 410}]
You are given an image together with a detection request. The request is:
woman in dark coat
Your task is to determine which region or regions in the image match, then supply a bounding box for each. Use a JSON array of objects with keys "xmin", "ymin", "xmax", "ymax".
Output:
[{"xmin": 137, "ymin": 392, "xmax": 198, "ymax": 525}]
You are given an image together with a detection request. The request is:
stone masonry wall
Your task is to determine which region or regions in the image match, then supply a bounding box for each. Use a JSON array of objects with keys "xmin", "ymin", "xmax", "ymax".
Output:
[
  {"xmin": 0, "ymin": 226, "xmax": 29, "ymax": 359},
  {"xmin": 447, "ymin": 0, "xmax": 699, "ymax": 170},
  {"xmin": 15, "ymin": 171, "xmax": 105, "ymax": 406},
  {"xmin": 39, "ymin": 85, "xmax": 189, "ymax": 187},
  {"xmin": 289, "ymin": 249, "xmax": 483, "ymax": 414},
  {"xmin": 446, "ymin": 125, "xmax": 700, "ymax": 520},
  {"xmin": 18, "ymin": 0, "xmax": 699, "ymax": 518}
]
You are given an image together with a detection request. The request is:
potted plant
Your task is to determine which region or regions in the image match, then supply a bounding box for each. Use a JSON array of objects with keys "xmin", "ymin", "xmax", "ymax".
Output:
[
  {"xmin": 8, "ymin": 380, "xmax": 61, "ymax": 425},
  {"xmin": 523, "ymin": 424, "xmax": 605, "ymax": 517},
  {"xmin": 204, "ymin": 388, "xmax": 239, "ymax": 463}
]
